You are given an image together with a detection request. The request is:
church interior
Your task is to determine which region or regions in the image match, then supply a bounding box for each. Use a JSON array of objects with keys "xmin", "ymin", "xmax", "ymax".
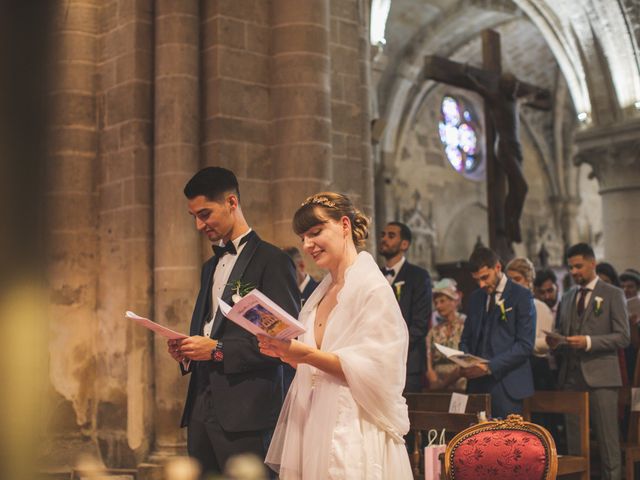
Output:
[{"xmin": 0, "ymin": 0, "xmax": 638, "ymax": 478}]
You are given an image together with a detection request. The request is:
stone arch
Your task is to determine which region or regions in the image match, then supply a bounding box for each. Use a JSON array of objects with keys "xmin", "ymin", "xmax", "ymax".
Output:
[{"xmin": 439, "ymin": 201, "xmax": 489, "ymax": 262}]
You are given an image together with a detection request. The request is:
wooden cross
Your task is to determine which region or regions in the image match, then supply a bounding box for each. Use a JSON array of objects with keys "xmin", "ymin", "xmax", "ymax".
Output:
[{"xmin": 422, "ymin": 29, "xmax": 551, "ymax": 260}]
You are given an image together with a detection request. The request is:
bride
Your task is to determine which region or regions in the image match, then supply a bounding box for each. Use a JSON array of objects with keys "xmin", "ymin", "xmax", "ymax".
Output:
[{"xmin": 258, "ymin": 192, "xmax": 412, "ymax": 479}]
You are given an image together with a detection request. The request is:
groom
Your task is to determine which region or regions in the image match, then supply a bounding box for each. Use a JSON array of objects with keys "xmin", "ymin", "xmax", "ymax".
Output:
[{"xmin": 168, "ymin": 167, "xmax": 299, "ymax": 476}]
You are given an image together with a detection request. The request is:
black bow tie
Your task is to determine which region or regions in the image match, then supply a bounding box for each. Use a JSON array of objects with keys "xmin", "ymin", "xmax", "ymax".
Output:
[
  {"xmin": 212, "ymin": 232, "xmax": 251, "ymax": 257},
  {"xmin": 382, "ymin": 267, "xmax": 395, "ymax": 277}
]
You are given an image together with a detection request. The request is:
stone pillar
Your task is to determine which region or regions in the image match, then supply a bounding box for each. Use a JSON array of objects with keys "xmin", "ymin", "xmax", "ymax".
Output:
[
  {"xmin": 95, "ymin": 0, "xmax": 154, "ymax": 467},
  {"xmin": 574, "ymin": 118, "xmax": 640, "ymax": 271},
  {"xmin": 152, "ymin": 0, "xmax": 201, "ymax": 457},
  {"xmin": 201, "ymin": 1, "xmax": 272, "ymax": 239},
  {"xmin": 270, "ymin": 0, "xmax": 333, "ymax": 246},
  {"xmin": 356, "ymin": 2, "xmax": 376, "ymax": 251},
  {"xmin": 45, "ymin": 0, "xmax": 100, "ymax": 468}
]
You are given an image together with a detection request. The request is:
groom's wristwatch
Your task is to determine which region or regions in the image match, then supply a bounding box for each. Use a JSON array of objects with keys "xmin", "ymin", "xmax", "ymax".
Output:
[{"xmin": 211, "ymin": 340, "xmax": 224, "ymax": 362}]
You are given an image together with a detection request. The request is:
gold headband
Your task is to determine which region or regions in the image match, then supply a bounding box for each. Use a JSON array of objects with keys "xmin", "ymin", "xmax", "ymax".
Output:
[{"xmin": 301, "ymin": 195, "xmax": 336, "ymax": 208}]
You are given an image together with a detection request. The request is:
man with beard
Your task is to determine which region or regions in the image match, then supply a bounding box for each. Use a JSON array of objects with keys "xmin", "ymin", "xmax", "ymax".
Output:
[
  {"xmin": 459, "ymin": 247, "xmax": 535, "ymax": 418},
  {"xmin": 547, "ymin": 243, "xmax": 629, "ymax": 480},
  {"xmin": 379, "ymin": 222, "xmax": 431, "ymax": 392},
  {"xmin": 534, "ymin": 268, "xmax": 559, "ymax": 315}
]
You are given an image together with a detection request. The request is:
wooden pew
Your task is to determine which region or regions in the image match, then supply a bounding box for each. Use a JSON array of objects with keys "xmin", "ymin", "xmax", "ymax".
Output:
[
  {"xmin": 619, "ymin": 386, "xmax": 640, "ymax": 479},
  {"xmin": 523, "ymin": 390, "xmax": 589, "ymax": 480},
  {"xmin": 406, "ymin": 392, "xmax": 491, "ymax": 418},
  {"xmin": 406, "ymin": 392, "xmax": 492, "ymax": 479}
]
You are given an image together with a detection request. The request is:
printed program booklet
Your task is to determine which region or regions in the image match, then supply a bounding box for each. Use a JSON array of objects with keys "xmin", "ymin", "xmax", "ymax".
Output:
[
  {"xmin": 219, "ymin": 289, "xmax": 306, "ymax": 340},
  {"xmin": 435, "ymin": 343, "xmax": 488, "ymax": 368}
]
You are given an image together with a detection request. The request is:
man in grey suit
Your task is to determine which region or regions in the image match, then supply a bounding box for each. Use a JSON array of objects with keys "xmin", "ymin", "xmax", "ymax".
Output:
[{"xmin": 547, "ymin": 243, "xmax": 629, "ymax": 480}]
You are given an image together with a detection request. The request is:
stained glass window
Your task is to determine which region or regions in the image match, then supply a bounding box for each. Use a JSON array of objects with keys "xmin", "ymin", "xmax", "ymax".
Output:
[{"xmin": 438, "ymin": 95, "xmax": 483, "ymax": 179}]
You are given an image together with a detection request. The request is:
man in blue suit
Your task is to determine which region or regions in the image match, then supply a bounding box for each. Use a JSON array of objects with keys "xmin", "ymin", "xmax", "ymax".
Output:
[{"xmin": 459, "ymin": 247, "xmax": 535, "ymax": 418}]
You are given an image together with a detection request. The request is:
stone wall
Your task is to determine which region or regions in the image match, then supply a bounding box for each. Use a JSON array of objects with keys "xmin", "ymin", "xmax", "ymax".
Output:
[{"xmin": 43, "ymin": 0, "xmax": 373, "ymax": 473}]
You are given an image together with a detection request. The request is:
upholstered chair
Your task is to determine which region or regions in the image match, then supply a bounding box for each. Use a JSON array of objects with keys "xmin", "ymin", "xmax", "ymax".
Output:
[{"xmin": 443, "ymin": 414, "xmax": 557, "ymax": 480}]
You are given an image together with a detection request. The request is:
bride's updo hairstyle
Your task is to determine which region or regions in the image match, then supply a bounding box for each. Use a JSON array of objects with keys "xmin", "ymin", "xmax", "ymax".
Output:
[{"xmin": 293, "ymin": 192, "xmax": 370, "ymax": 248}]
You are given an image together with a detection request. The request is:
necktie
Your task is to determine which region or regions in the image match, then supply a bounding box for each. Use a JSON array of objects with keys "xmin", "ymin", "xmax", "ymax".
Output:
[
  {"xmin": 577, "ymin": 287, "xmax": 589, "ymax": 316},
  {"xmin": 382, "ymin": 267, "xmax": 395, "ymax": 277},
  {"xmin": 212, "ymin": 232, "xmax": 251, "ymax": 257},
  {"xmin": 487, "ymin": 292, "xmax": 496, "ymax": 312}
]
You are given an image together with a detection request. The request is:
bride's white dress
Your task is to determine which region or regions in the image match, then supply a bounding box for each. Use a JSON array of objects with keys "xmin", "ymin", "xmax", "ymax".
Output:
[{"xmin": 265, "ymin": 252, "xmax": 413, "ymax": 480}]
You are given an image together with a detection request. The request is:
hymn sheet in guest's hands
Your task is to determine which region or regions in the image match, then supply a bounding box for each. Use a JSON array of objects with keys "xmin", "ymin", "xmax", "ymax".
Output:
[
  {"xmin": 434, "ymin": 343, "xmax": 488, "ymax": 368},
  {"xmin": 542, "ymin": 330, "xmax": 567, "ymax": 344}
]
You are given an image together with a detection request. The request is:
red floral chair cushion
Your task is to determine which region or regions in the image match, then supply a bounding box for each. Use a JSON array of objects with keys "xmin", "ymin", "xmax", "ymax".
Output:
[{"xmin": 449, "ymin": 425, "xmax": 551, "ymax": 480}]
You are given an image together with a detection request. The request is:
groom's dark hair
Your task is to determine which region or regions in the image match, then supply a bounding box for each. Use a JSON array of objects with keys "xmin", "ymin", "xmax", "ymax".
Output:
[{"xmin": 184, "ymin": 166, "xmax": 240, "ymax": 202}]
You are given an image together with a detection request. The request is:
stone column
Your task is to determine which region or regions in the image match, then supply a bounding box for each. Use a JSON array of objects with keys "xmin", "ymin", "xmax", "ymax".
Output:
[
  {"xmin": 356, "ymin": 2, "xmax": 376, "ymax": 251},
  {"xmin": 270, "ymin": 0, "xmax": 333, "ymax": 247},
  {"xmin": 45, "ymin": 0, "xmax": 100, "ymax": 467},
  {"xmin": 95, "ymin": 0, "xmax": 154, "ymax": 467},
  {"xmin": 152, "ymin": 0, "xmax": 201, "ymax": 457},
  {"xmin": 574, "ymin": 118, "xmax": 640, "ymax": 271}
]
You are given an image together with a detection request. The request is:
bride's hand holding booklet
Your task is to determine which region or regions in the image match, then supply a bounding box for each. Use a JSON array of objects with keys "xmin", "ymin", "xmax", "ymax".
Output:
[
  {"xmin": 435, "ymin": 343, "xmax": 488, "ymax": 368},
  {"xmin": 219, "ymin": 289, "xmax": 305, "ymax": 340}
]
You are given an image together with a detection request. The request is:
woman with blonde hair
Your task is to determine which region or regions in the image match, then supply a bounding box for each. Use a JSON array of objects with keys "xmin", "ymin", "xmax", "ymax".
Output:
[
  {"xmin": 505, "ymin": 256, "xmax": 555, "ymax": 389},
  {"xmin": 258, "ymin": 192, "xmax": 412, "ymax": 479}
]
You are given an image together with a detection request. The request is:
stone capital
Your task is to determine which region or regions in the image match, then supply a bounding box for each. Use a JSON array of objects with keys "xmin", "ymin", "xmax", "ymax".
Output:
[{"xmin": 574, "ymin": 118, "xmax": 640, "ymax": 193}]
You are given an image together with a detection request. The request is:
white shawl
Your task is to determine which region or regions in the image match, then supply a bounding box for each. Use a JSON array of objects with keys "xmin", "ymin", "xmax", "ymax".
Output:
[{"xmin": 266, "ymin": 252, "xmax": 410, "ymax": 478}]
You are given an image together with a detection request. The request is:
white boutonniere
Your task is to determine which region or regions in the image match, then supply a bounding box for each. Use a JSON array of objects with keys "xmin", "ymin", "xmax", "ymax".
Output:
[
  {"xmin": 594, "ymin": 296, "xmax": 604, "ymax": 316},
  {"xmin": 227, "ymin": 280, "xmax": 255, "ymax": 304},
  {"xmin": 394, "ymin": 281, "xmax": 405, "ymax": 300},
  {"xmin": 496, "ymin": 299, "xmax": 508, "ymax": 321}
]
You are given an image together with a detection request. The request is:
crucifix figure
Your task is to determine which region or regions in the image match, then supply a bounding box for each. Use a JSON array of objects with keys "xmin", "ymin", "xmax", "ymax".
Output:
[{"xmin": 423, "ymin": 30, "xmax": 551, "ymax": 259}]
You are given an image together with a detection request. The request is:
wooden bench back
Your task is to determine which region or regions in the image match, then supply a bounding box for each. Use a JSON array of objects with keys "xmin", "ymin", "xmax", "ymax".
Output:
[
  {"xmin": 523, "ymin": 390, "xmax": 589, "ymax": 479},
  {"xmin": 406, "ymin": 392, "xmax": 491, "ymax": 417},
  {"xmin": 407, "ymin": 392, "xmax": 491, "ymax": 479}
]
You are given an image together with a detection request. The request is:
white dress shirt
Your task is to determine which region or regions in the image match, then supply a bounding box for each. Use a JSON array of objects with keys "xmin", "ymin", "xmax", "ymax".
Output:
[
  {"xmin": 486, "ymin": 272, "xmax": 508, "ymax": 311},
  {"xmin": 203, "ymin": 229, "xmax": 252, "ymax": 338},
  {"xmin": 299, "ymin": 274, "xmax": 311, "ymax": 293},
  {"xmin": 383, "ymin": 256, "xmax": 406, "ymax": 285}
]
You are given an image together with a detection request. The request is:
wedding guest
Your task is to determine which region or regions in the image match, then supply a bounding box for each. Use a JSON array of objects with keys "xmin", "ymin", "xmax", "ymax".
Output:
[
  {"xmin": 597, "ymin": 262, "xmax": 621, "ymax": 287},
  {"xmin": 459, "ymin": 247, "xmax": 535, "ymax": 418},
  {"xmin": 534, "ymin": 268, "xmax": 559, "ymax": 315},
  {"xmin": 597, "ymin": 262, "xmax": 630, "ymax": 384},
  {"xmin": 258, "ymin": 192, "xmax": 412, "ymax": 479},
  {"xmin": 620, "ymin": 269, "xmax": 640, "ymax": 379},
  {"xmin": 425, "ymin": 278, "xmax": 466, "ymax": 391},
  {"xmin": 282, "ymin": 246, "xmax": 320, "ymax": 392},
  {"xmin": 167, "ymin": 167, "xmax": 300, "ymax": 477},
  {"xmin": 283, "ymin": 246, "xmax": 319, "ymax": 307},
  {"xmin": 506, "ymin": 257, "xmax": 556, "ymax": 390},
  {"xmin": 548, "ymin": 243, "xmax": 629, "ymax": 480},
  {"xmin": 379, "ymin": 221, "xmax": 432, "ymax": 393}
]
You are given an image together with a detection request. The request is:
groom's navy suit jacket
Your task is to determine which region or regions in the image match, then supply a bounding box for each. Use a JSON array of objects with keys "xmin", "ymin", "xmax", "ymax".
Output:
[
  {"xmin": 180, "ymin": 231, "xmax": 300, "ymax": 432},
  {"xmin": 460, "ymin": 278, "xmax": 535, "ymax": 408}
]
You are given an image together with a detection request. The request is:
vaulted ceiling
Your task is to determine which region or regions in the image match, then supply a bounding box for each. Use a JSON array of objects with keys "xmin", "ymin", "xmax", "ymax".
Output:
[{"xmin": 375, "ymin": 0, "xmax": 640, "ymax": 153}]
